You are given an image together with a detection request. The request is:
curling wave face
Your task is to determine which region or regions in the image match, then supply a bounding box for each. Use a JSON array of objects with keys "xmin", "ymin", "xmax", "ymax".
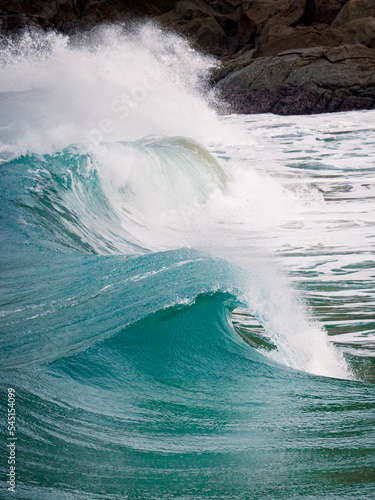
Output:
[{"xmin": 0, "ymin": 131, "xmax": 349, "ymax": 379}]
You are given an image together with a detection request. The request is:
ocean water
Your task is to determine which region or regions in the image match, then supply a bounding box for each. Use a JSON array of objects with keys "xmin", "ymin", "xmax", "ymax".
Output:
[{"xmin": 0, "ymin": 25, "xmax": 374, "ymax": 499}]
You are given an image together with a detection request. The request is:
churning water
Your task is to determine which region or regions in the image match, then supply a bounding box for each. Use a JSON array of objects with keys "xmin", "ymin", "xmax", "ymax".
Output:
[{"xmin": 0, "ymin": 25, "xmax": 374, "ymax": 499}]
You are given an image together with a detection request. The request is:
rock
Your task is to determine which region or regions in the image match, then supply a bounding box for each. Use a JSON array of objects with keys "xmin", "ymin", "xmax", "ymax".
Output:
[
  {"xmin": 237, "ymin": 11, "xmax": 257, "ymax": 46},
  {"xmin": 332, "ymin": 0, "xmax": 375, "ymax": 27},
  {"xmin": 2, "ymin": 14, "xmax": 29, "ymax": 31},
  {"xmin": 255, "ymin": 0, "xmax": 307, "ymax": 47},
  {"xmin": 211, "ymin": 48, "xmax": 257, "ymax": 82},
  {"xmin": 267, "ymin": 24, "xmax": 295, "ymax": 42},
  {"xmin": 325, "ymin": 42, "xmax": 374, "ymax": 61},
  {"xmin": 157, "ymin": 0, "xmax": 229, "ymax": 55},
  {"xmin": 238, "ymin": 0, "xmax": 307, "ymax": 47},
  {"xmin": 215, "ymin": 44, "xmax": 375, "ymax": 113},
  {"xmin": 0, "ymin": 1, "xmax": 242, "ymax": 55},
  {"xmin": 253, "ymin": 25, "xmax": 344, "ymax": 57},
  {"xmin": 302, "ymin": 0, "xmax": 349, "ymax": 25},
  {"xmin": 180, "ymin": 16, "xmax": 228, "ymax": 55},
  {"xmin": 338, "ymin": 16, "xmax": 375, "ymax": 47}
]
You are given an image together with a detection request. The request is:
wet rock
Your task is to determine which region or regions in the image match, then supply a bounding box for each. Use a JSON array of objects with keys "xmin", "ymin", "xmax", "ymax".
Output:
[{"xmin": 215, "ymin": 44, "xmax": 375, "ymax": 114}]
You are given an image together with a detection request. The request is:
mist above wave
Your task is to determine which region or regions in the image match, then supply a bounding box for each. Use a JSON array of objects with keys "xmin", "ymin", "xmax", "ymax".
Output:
[{"xmin": 0, "ymin": 23, "xmax": 233, "ymax": 155}]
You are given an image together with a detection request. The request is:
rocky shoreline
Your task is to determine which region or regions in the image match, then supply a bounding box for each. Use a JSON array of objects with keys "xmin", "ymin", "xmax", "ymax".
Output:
[{"xmin": 1, "ymin": 0, "xmax": 375, "ymax": 115}]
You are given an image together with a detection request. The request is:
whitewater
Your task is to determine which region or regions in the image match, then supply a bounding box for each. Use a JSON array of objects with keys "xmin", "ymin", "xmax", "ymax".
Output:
[{"xmin": 0, "ymin": 24, "xmax": 374, "ymax": 500}]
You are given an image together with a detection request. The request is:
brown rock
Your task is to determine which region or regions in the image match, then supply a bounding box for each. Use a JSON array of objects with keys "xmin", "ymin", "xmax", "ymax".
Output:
[
  {"xmin": 157, "ymin": 1, "xmax": 229, "ymax": 55},
  {"xmin": 238, "ymin": 0, "xmax": 307, "ymax": 46},
  {"xmin": 253, "ymin": 25, "xmax": 344, "ymax": 57},
  {"xmin": 338, "ymin": 16, "xmax": 375, "ymax": 47},
  {"xmin": 0, "ymin": 0, "xmax": 177, "ymax": 33},
  {"xmin": 267, "ymin": 24, "xmax": 295, "ymax": 42},
  {"xmin": 332, "ymin": 0, "xmax": 375, "ymax": 27},
  {"xmin": 237, "ymin": 11, "xmax": 257, "ymax": 45},
  {"xmin": 325, "ymin": 42, "xmax": 375, "ymax": 61},
  {"xmin": 181, "ymin": 16, "xmax": 228, "ymax": 55},
  {"xmin": 255, "ymin": 0, "xmax": 307, "ymax": 47}
]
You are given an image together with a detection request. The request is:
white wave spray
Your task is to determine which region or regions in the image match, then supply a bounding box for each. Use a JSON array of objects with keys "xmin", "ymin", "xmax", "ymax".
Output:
[{"xmin": 0, "ymin": 23, "xmax": 233, "ymax": 154}]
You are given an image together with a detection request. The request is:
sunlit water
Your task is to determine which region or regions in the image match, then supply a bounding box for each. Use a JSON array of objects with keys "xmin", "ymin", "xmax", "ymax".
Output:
[{"xmin": 0, "ymin": 26, "xmax": 374, "ymax": 500}]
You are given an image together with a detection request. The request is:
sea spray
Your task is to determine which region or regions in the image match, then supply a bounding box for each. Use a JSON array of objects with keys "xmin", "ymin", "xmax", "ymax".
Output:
[{"xmin": 0, "ymin": 24, "xmax": 228, "ymax": 155}]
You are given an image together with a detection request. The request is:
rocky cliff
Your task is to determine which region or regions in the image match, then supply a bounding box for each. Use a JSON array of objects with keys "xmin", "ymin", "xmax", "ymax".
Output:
[{"xmin": 1, "ymin": 0, "xmax": 375, "ymax": 114}]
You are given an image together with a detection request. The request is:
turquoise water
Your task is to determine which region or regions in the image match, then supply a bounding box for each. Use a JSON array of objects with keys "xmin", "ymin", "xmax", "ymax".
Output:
[{"xmin": 1, "ymin": 27, "xmax": 375, "ymax": 499}]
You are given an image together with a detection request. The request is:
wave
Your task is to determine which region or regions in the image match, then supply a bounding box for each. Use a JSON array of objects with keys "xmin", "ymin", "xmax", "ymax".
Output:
[
  {"xmin": 2, "ymin": 269, "xmax": 371, "ymax": 499},
  {"xmin": 0, "ymin": 26, "xmax": 351, "ymax": 380},
  {"xmin": 0, "ymin": 137, "xmax": 349, "ymax": 379},
  {"xmin": 1, "ymin": 25, "xmax": 373, "ymax": 500},
  {"xmin": 1, "ymin": 136, "xmax": 228, "ymax": 254}
]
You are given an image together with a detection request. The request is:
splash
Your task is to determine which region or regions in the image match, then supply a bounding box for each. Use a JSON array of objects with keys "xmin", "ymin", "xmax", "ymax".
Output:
[{"xmin": 0, "ymin": 23, "xmax": 230, "ymax": 155}]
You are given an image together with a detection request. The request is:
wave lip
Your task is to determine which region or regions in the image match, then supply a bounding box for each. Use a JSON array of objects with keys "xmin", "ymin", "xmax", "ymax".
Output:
[{"xmin": 0, "ymin": 135, "xmax": 229, "ymax": 255}]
